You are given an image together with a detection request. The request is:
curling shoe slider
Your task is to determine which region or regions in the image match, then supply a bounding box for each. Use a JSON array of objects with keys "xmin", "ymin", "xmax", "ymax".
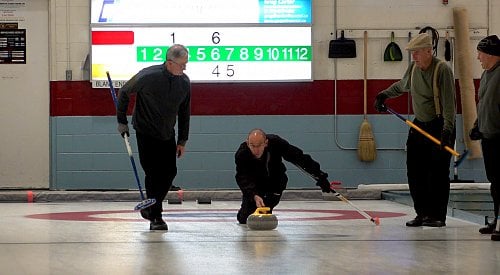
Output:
[
  {"xmin": 150, "ymin": 218, "xmax": 168, "ymax": 231},
  {"xmin": 406, "ymin": 216, "xmax": 424, "ymax": 227},
  {"xmin": 479, "ymin": 222, "xmax": 496, "ymax": 234}
]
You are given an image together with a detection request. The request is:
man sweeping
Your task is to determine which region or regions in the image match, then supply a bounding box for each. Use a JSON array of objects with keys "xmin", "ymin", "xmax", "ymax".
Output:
[
  {"xmin": 374, "ymin": 33, "xmax": 456, "ymax": 227},
  {"xmin": 116, "ymin": 44, "xmax": 191, "ymax": 231},
  {"xmin": 234, "ymin": 128, "xmax": 331, "ymax": 224}
]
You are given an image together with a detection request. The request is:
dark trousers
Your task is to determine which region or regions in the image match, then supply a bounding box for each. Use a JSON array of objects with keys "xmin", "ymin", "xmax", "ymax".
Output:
[
  {"xmin": 481, "ymin": 138, "xmax": 500, "ymax": 222},
  {"xmin": 136, "ymin": 132, "xmax": 177, "ymax": 219},
  {"xmin": 237, "ymin": 192, "xmax": 282, "ymax": 224},
  {"xmin": 406, "ymin": 118, "xmax": 454, "ymax": 221}
]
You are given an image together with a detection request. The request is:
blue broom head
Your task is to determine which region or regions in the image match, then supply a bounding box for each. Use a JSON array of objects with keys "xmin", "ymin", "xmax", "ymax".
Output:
[
  {"xmin": 134, "ymin": 198, "xmax": 156, "ymax": 211},
  {"xmin": 453, "ymin": 150, "xmax": 469, "ymax": 168}
]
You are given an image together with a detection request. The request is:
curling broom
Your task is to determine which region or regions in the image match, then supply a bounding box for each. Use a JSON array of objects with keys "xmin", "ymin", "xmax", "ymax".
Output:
[{"xmin": 106, "ymin": 71, "xmax": 156, "ymax": 211}]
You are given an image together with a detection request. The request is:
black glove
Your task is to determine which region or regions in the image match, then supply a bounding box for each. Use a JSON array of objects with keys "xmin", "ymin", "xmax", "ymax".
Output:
[
  {"xmin": 440, "ymin": 129, "xmax": 453, "ymax": 151},
  {"xmin": 469, "ymin": 124, "xmax": 483, "ymax": 140},
  {"xmin": 316, "ymin": 174, "xmax": 331, "ymax": 193},
  {"xmin": 118, "ymin": 123, "xmax": 130, "ymax": 138},
  {"xmin": 374, "ymin": 93, "xmax": 388, "ymax": 112}
]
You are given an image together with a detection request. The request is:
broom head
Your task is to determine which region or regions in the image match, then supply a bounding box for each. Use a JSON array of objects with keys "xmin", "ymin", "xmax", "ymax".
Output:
[{"xmin": 358, "ymin": 119, "xmax": 377, "ymax": 162}]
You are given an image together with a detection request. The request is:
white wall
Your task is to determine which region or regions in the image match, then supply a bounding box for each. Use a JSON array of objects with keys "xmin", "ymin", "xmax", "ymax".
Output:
[
  {"xmin": 50, "ymin": 0, "xmax": 89, "ymax": 81},
  {"xmin": 51, "ymin": 0, "xmax": 500, "ymax": 82},
  {"xmin": 1, "ymin": 0, "xmax": 498, "ymax": 189},
  {"xmin": 0, "ymin": 0, "xmax": 49, "ymax": 188},
  {"xmin": 314, "ymin": 0, "xmax": 496, "ymax": 80}
]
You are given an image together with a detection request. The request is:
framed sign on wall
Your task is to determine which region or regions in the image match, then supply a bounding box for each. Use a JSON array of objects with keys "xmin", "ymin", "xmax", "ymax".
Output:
[{"xmin": 90, "ymin": 0, "xmax": 312, "ymax": 87}]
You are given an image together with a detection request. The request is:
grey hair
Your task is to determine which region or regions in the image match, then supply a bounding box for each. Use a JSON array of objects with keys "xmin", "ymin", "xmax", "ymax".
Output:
[{"xmin": 166, "ymin": 44, "xmax": 189, "ymax": 60}]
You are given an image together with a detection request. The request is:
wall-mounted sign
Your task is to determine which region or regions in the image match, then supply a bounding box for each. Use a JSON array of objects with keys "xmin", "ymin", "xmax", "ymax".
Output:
[
  {"xmin": 91, "ymin": 0, "xmax": 312, "ymax": 24},
  {"xmin": 0, "ymin": 28, "xmax": 26, "ymax": 64}
]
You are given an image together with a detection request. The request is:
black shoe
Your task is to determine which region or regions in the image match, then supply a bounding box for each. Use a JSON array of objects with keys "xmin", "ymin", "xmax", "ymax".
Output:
[
  {"xmin": 422, "ymin": 218, "xmax": 446, "ymax": 227},
  {"xmin": 150, "ymin": 218, "xmax": 168, "ymax": 231},
  {"xmin": 406, "ymin": 216, "xmax": 424, "ymax": 227},
  {"xmin": 140, "ymin": 207, "xmax": 152, "ymax": 221},
  {"xmin": 491, "ymin": 231, "xmax": 500, "ymax": 241},
  {"xmin": 479, "ymin": 223, "xmax": 496, "ymax": 234},
  {"xmin": 170, "ymin": 185, "xmax": 182, "ymax": 191}
]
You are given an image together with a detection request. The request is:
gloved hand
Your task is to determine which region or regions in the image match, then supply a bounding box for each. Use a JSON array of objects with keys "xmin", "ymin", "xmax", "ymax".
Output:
[
  {"xmin": 469, "ymin": 124, "xmax": 483, "ymax": 140},
  {"xmin": 118, "ymin": 123, "xmax": 130, "ymax": 138},
  {"xmin": 316, "ymin": 175, "xmax": 331, "ymax": 193},
  {"xmin": 374, "ymin": 93, "xmax": 388, "ymax": 112},
  {"xmin": 440, "ymin": 129, "xmax": 453, "ymax": 151}
]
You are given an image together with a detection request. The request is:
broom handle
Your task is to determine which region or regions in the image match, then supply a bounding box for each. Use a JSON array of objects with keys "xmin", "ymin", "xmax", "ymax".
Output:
[
  {"xmin": 386, "ymin": 107, "xmax": 460, "ymax": 157},
  {"xmin": 363, "ymin": 31, "xmax": 368, "ymax": 118}
]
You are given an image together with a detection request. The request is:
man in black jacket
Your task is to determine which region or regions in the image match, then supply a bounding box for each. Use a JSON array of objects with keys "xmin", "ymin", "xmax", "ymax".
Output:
[
  {"xmin": 117, "ymin": 44, "xmax": 191, "ymax": 230},
  {"xmin": 235, "ymin": 129, "xmax": 331, "ymax": 224}
]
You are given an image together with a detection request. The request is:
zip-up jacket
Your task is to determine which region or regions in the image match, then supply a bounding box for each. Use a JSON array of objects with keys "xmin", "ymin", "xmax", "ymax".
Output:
[
  {"xmin": 235, "ymin": 134, "xmax": 327, "ymax": 198},
  {"xmin": 117, "ymin": 63, "xmax": 191, "ymax": 145}
]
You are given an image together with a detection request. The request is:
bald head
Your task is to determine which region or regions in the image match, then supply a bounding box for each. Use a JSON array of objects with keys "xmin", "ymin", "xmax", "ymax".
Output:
[
  {"xmin": 248, "ymin": 128, "xmax": 266, "ymax": 140},
  {"xmin": 246, "ymin": 129, "xmax": 268, "ymax": 159}
]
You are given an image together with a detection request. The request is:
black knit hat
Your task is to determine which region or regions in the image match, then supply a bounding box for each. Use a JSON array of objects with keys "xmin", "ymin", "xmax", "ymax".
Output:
[{"xmin": 477, "ymin": 35, "xmax": 500, "ymax": 56}]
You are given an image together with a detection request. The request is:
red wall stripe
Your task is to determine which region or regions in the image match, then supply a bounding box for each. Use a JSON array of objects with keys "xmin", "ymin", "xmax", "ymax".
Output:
[
  {"xmin": 50, "ymin": 80, "xmax": 476, "ymax": 116},
  {"xmin": 91, "ymin": 31, "xmax": 134, "ymax": 45}
]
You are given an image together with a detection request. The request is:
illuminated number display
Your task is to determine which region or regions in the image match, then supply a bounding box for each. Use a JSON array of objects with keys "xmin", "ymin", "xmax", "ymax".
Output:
[
  {"xmin": 137, "ymin": 46, "xmax": 311, "ymax": 62},
  {"xmin": 90, "ymin": 0, "xmax": 312, "ymax": 87}
]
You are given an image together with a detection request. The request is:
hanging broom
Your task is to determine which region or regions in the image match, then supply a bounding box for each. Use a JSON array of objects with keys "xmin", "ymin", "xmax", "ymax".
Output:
[
  {"xmin": 357, "ymin": 31, "xmax": 377, "ymax": 162},
  {"xmin": 444, "ymin": 31, "xmax": 452, "ymax": 62}
]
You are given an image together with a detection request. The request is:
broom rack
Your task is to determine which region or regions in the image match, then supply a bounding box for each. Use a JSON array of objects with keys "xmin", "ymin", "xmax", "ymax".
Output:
[{"xmin": 335, "ymin": 28, "xmax": 488, "ymax": 39}]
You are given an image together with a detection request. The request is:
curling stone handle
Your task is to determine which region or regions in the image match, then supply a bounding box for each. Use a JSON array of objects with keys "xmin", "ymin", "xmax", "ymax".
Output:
[{"xmin": 253, "ymin": 207, "xmax": 272, "ymax": 215}]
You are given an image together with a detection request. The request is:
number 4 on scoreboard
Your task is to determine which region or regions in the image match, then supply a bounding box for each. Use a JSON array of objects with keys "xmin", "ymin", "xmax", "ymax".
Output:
[{"xmin": 212, "ymin": 65, "xmax": 235, "ymax": 78}]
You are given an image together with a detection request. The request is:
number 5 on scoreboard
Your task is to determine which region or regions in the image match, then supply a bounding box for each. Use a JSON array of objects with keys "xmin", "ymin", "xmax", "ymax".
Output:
[{"xmin": 212, "ymin": 65, "xmax": 235, "ymax": 77}]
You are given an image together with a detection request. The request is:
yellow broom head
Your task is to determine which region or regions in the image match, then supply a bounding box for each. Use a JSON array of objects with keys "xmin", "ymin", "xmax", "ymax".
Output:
[{"xmin": 358, "ymin": 119, "xmax": 377, "ymax": 162}]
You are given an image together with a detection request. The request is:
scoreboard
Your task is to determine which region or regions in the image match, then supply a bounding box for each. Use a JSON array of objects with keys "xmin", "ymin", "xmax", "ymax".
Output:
[{"xmin": 90, "ymin": 0, "xmax": 312, "ymax": 87}]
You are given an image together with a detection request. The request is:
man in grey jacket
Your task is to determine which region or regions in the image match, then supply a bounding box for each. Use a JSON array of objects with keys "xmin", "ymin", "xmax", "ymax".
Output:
[
  {"xmin": 117, "ymin": 44, "xmax": 191, "ymax": 230},
  {"xmin": 469, "ymin": 35, "xmax": 500, "ymax": 239}
]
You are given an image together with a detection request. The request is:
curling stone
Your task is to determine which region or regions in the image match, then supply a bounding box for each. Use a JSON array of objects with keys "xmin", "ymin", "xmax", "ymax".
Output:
[{"xmin": 246, "ymin": 207, "xmax": 278, "ymax": 230}]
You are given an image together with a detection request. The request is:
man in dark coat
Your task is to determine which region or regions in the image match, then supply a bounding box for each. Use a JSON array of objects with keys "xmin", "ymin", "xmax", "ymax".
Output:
[
  {"xmin": 117, "ymin": 44, "xmax": 191, "ymax": 231},
  {"xmin": 470, "ymin": 35, "xmax": 500, "ymax": 239},
  {"xmin": 235, "ymin": 129, "xmax": 331, "ymax": 224}
]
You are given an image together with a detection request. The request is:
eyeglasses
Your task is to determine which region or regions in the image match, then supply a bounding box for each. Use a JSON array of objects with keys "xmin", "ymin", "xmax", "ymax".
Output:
[
  {"xmin": 248, "ymin": 143, "xmax": 266, "ymax": 148},
  {"xmin": 168, "ymin": 59, "xmax": 187, "ymax": 69},
  {"xmin": 247, "ymin": 140, "xmax": 267, "ymax": 149}
]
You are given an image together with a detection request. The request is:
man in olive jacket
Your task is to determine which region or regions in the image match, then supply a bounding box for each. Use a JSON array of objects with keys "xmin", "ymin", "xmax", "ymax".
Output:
[{"xmin": 374, "ymin": 33, "xmax": 456, "ymax": 227}]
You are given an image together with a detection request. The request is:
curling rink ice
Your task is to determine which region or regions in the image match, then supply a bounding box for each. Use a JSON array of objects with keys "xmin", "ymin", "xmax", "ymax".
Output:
[{"xmin": 0, "ymin": 199, "xmax": 499, "ymax": 274}]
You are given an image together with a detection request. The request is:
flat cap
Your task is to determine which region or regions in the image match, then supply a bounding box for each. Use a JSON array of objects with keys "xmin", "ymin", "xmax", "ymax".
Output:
[{"xmin": 405, "ymin": 33, "xmax": 432, "ymax": 51}]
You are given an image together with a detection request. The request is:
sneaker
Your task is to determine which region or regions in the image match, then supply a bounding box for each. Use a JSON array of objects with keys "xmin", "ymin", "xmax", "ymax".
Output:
[
  {"xmin": 150, "ymin": 218, "xmax": 168, "ymax": 231},
  {"xmin": 422, "ymin": 218, "xmax": 446, "ymax": 227},
  {"xmin": 406, "ymin": 216, "xmax": 424, "ymax": 227},
  {"xmin": 479, "ymin": 223, "xmax": 496, "ymax": 234},
  {"xmin": 140, "ymin": 207, "xmax": 152, "ymax": 221}
]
